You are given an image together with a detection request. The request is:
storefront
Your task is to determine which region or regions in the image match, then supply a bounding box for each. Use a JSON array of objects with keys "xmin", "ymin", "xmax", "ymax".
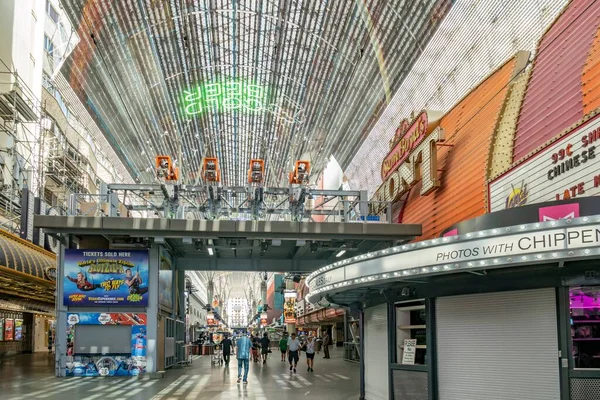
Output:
[
  {"xmin": 0, "ymin": 229, "xmax": 56, "ymax": 357},
  {"xmin": 306, "ymin": 214, "xmax": 600, "ymax": 400}
]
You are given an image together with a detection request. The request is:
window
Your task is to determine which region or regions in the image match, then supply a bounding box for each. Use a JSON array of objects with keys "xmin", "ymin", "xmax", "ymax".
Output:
[
  {"xmin": 46, "ymin": 1, "xmax": 59, "ymax": 23},
  {"xmin": 570, "ymin": 286, "xmax": 600, "ymax": 368},
  {"xmin": 44, "ymin": 35, "xmax": 54, "ymax": 55},
  {"xmin": 395, "ymin": 300, "xmax": 427, "ymax": 365}
]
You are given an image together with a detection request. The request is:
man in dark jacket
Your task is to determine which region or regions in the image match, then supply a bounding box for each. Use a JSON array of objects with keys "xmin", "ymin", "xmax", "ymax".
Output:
[
  {"xmin": 222, "ymin": 334, "xmax": 233, "ymax": 366},
  {"xmin": 323, "ymin": 332, "xmax": 331, "ymax": 359}
]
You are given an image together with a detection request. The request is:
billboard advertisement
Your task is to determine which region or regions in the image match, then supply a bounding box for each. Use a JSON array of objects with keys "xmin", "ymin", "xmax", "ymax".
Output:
[
  {"xmin": 489, "ymin": 114, "xmax": 600, "ymax": 212},
  {"xmin": 284, "ymin": 290, "xmax": 297, "ymax": 324},
  {"xmin": 159, "ymin": 248, "xmax": 173, "ymax": 310},
  {"xmin": 63, "ymin": 250, "xmax": 149, "ymax": 306},
  {"xmin": 5, "ymin": 319, "xmax": 14, "ymax": 340}
]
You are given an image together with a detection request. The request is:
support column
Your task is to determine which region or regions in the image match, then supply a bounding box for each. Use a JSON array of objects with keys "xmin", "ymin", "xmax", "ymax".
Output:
[
  {"xmin": 177, "ymin": 270, "xmax": 186, "ymax": 321},
  {"xmin": 55, "ymin": 237, "xmax": 67, "ymax": 377},
  {"xmin": 359, "ymin": 309, "xmax": 365, "ymax": 400},
  {"xmin": 207, "ymin": 280, "xmax": 214, "ymax": 309},
  {"xmin": 260, "ymin": 281, "xmax": 267, "ymax": 306},
  {"xmin": 146, "ymin": 244, "xmax": 160, "ymax": 373},
  {"xmin": 286, "ymin": 279, "xmax": 296, "ymax": 334}
]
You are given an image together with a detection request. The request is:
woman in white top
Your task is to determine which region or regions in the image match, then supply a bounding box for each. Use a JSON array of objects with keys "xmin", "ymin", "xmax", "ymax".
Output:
[{"xmin": 303, "ymin": 335, "xmax": 316, "ymax": 372}]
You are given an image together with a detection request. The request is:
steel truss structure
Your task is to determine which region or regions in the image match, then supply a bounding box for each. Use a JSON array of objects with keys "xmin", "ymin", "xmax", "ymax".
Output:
[{"xmin": 69, "ymin": 183, "xmax": 392, "ymax": 222}]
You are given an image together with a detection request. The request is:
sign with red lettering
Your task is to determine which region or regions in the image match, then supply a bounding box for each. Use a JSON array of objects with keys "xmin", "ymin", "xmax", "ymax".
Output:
[
  {"xmin": 372, "ymin": 111, "xmax": 445, "ymax": 209},
  {"xmin": 489, "ymin": 114, "xmax": 600, "ymax": 211},
  {"xmin": 381, "ymin": 111, "xmax": 428, "ymax": 180}
]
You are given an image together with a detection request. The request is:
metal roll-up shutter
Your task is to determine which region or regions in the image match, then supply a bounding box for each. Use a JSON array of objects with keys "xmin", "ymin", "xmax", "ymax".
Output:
[
  {"xmin": 436, "ymin": 289, "xmax": 560, "ymax": 400},
  {"xmin": 365, "ymin": 303, "xmax": 389, "ymax": 400}
]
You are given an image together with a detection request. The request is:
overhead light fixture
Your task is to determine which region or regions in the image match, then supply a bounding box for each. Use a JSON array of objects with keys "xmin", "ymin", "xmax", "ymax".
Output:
[
  {"xmin": 335, "ymin": 249, "xmax": 346, "ymax": 258},
  {"xmin": 208, "ymin": 247, "xmax": 214, "ymax": 256}
]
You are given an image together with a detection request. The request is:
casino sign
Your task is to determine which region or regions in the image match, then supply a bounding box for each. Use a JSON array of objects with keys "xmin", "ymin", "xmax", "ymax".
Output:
[{"xmin": 372, "ymin": 110, "xmax": 445, "ymax": 207}]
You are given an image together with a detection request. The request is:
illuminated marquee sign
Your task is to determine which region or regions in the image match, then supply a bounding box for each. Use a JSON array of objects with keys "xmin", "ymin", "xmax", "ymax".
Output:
[
  {"xmin": 373, "ymin": 111, "xmax": 445, "ymax": 206},
  {"xmin": 489, "ymin": 114, "xmax": 600, "ymax": 212},
  {"xmin": 181, "ymin": 79, "xmax": 268, "ymax": 116}
]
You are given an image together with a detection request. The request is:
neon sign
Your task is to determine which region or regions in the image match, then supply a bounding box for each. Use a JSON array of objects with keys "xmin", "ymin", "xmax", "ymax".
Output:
[{"xmin": 181, "ymin": 80, "xmax": 268, "ymax": 116}]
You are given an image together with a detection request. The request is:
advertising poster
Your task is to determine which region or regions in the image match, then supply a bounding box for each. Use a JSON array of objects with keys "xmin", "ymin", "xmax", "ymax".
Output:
[
  {"xmin": 66, "ymin": 312, "xmax": 147, "ymax": 377},
  {"xmin": 5, "ymin": 319, "xmax": 14, "ymax": 340},
  {"xmin": 260, "ymin": 312, "xmax": 268, "ymax": 327},
  {"xmin": 284, "ymin": 290, "xmax": 297, "ymax": 324},
  {"xmin": 67, "ymin": 313, "xmax": 147, "ymax": 326},
  {"xmin": 131, "ymin": 325, "xmax": 147, "ymax": 357},
  {"xmin": 0, "ymin": 318, "xmax": 3, "ymax": 340},
  {"xmin": 14, "ymin": 319, "xmax": 23, "ymax": 340},
  {"xmin": 159, "ymin": 248, "xmax": 173, "ymax": 310},
  {"xmin": 207, "ymin": 313, "xmax": 216, "ymax": 326},
  {"xmin": 63, "ymin": 250, "xmax": 149, "ymax": 306}
]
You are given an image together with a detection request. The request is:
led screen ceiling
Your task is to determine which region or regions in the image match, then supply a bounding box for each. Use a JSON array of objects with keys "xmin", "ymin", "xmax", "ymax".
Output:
[{"xmin": 59, "ymin": 0, "xmax": 451, "ymax": 186}]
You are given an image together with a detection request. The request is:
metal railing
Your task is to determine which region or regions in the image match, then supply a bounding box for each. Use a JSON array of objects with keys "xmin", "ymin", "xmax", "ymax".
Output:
[{"xmin": 343, "ymin": 341, "xmax": 360, "ymax": 363}]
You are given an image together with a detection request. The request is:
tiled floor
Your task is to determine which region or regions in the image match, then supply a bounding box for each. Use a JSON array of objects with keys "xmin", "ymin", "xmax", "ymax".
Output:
[{"xmin": 0, "ymin": 347, "xmax": 359, "ymax": 399}]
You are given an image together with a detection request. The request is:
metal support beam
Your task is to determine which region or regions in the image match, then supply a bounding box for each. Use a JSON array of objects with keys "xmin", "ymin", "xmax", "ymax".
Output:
[{"xmin": 176, "ymin": 256, "xmax": 328, "ymax": 272}]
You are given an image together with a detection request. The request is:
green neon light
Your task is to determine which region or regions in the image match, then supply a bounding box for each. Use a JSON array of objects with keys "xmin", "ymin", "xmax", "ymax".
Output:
[{"xmin": 181, "ymin": 79, "xmax": 268, "ymax": 116}]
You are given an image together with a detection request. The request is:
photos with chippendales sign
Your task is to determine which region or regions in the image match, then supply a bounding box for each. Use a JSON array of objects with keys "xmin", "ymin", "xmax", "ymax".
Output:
[{"xmin": 308, "ymin": 221, "xmax": 600, "ymax": 292}]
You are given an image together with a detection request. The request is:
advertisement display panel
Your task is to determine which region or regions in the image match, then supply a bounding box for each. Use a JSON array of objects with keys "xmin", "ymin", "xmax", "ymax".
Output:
[
  {"xmin": 14, "ymin": 319, "xmax": 23, "ymax": 340},
  {"xmin": 66, "ymin": 313, "xmax": 147, "ymax": 377},
  {"xmin": 159, "ymin": 248, "xmax": 173, "ymax": 310},
  {"xmin": 5, "ymin": 319, "xmax": 14, "ymax": 340},
  {"xmin": 63, "ymin": 250, "xmax": 149, "ymax": 306},
  {"xmin": 284, "ymin": 290, "xmax": 297, "ymax": 324}
]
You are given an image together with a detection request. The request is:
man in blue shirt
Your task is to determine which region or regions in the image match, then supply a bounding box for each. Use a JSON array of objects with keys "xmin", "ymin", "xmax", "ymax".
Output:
[{"xmin": 236, "ymin": 333, "xmax": 252, "ymax": 384}]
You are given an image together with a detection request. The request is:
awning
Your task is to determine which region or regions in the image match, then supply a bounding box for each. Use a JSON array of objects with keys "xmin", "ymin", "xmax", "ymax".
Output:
[
  {"xmin": 296, "ymin": 307, "xmax": 345, "ymax": 326},
  {"xmin": 0, "ymin": 230, "xmax": 56, "ymax": 304}
]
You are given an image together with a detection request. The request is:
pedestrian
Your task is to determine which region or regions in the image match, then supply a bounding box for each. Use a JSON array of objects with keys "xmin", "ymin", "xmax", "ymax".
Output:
[
  {"xmin": 323, "ymin": 331, "xmax": 331, "ymax": 359},
  {"xmin": 221, "ymin": 334, "xmax": 232, "ymax": 366},
  {"xmin": 236, "ymin": 333, "xmax": 251, "ymax": 384},
  {"xmin": 279, "ymin": 333, "xmax": 288, "ymax": 361},
  {"xmin": 302, "ymin": 335, "xmax": 316, "ymax": 371},
  {"xmin": 287, "ymin": 332, "xmax": 301, "ymax": 374},
  {"xmin": 260, "ymin": 332, "xmax": 270, "ymax": 364},
  {"xmin": 251, "ymin": 335, "xmax": 260, "ymax": 362}
]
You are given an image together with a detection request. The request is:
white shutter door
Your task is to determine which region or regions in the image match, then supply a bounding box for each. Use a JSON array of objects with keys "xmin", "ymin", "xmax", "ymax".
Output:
[
  {"xmin": 365, "ymin": 303, "xmax": 389, "ymax": 400},
  {"xmin": 436, "ymin": 288, "xmax": 560, "ymax": 400}
]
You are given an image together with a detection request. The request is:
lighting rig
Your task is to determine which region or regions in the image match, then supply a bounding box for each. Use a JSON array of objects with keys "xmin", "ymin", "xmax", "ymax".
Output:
[
  {"xmin": 100, "ymin": 155, "xmax": 379, "ymax": 222},
  {"xmin": 288, "ymin": 160, "xmax": 311, "ymax": 221}
]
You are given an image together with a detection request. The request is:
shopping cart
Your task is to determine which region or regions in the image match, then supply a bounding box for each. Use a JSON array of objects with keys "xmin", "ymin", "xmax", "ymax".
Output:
[{"xmin": 211, "ymin": 344, "xmax": 223, "ymax": 366}]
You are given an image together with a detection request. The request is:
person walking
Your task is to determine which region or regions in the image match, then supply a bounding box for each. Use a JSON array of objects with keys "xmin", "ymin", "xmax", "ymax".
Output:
[
  {"xmin": 287, "ymin": 332, "xmax": 301, "ymax": 373},
  {"xmin": 279, "ymin": 333, "xmax": 288, "ymax": 361},
  {"xmin": 323, "ymin": 331, "xmax": 331, "ymax": 359},
  {"xmin": 221, "ymin": 334, "xmax": 232, "ymax": 366},
  {"xmin": 302, "ymin": 335, "xmax": 316, "ymax": 372},
  {"xmin": 236, "ymin": 333, "xmax": 252, "ymax": 384},
  {"xmin": 260, "ymin": 332, "xmax": 270, "ymax": 364},
  {"xmin": 251, "ymin": 335, "xmax": 260, "ymax": 362}
]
